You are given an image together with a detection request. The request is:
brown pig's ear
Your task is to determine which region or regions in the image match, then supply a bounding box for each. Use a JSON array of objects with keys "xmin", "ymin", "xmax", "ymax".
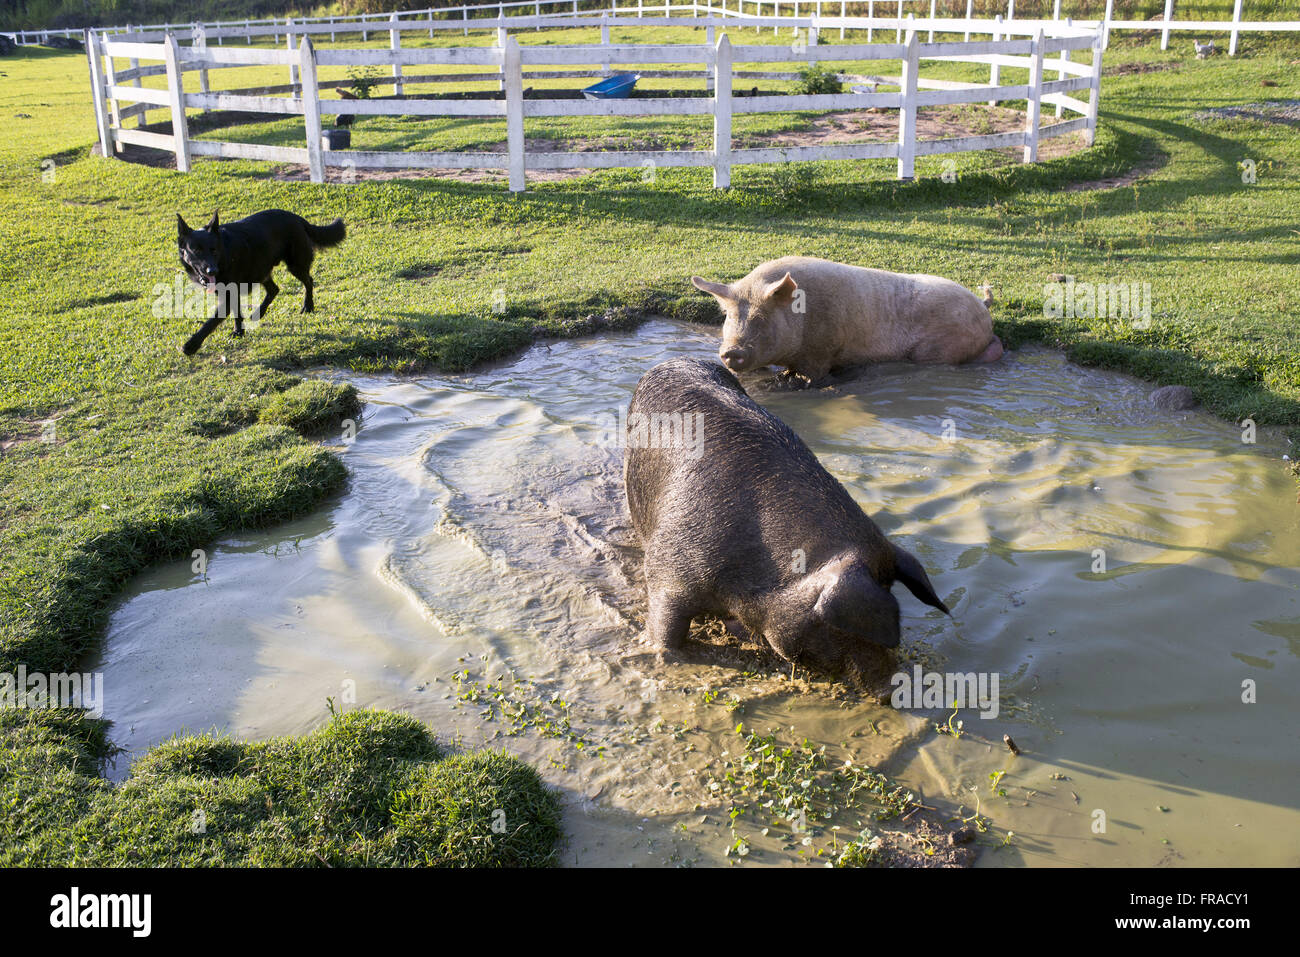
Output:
[
  {"xmin": 762, "ymin": 272, "xmax": 798, "ymax": 303},
  {"xmin": 691, "ymin": 276, "xmax": 734, "ymax": 302},
  {"xmin": 812, "ymin": 563, "xmax": 901, "ymax": 649},
  {"xmin": 892, "ymin": 545, "xmax": 949, "ymax": 615}
]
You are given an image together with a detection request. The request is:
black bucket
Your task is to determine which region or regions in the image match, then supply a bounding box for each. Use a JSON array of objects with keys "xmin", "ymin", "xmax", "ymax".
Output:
[{"xmin": 322, "ymin": 128, "xmax": 351, "ymax": 151}]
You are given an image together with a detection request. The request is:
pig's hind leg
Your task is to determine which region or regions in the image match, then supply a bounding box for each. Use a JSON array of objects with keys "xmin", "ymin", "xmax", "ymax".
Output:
[{"xmin": 646, "ymin": 584, "xmax": 692, "ymax": 656}]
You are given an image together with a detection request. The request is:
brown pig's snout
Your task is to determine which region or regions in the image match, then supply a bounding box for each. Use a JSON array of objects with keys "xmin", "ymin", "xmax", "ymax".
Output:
[{"xmin": 719, "ymin": 346, "xmax": 750, "ymax": 371}]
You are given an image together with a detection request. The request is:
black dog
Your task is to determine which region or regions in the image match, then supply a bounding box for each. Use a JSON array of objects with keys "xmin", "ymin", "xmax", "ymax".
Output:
[{"xmin": 176, "ymin": 209, "xmax": 346, "ymax": 356}]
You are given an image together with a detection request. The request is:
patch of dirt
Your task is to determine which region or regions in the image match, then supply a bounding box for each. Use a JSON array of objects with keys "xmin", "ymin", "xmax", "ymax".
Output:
[
  {"xmin": 741, "ymin": 104, "xmax": 1086, "ymax": 164},
  {"xmin": 274, "ymin": 154, "xmax": 585, "ymax": 185},
  {"xmin": 1064, "ymin": 154, "xmax": 1167, "ymax": 192},
  {"xmin": 276, "ymin": 128, "xmax": 612, "ymax": 183},
  {"xmin": 271, "ymin": 102, "xmax": 1087, "ymax": 185},
  {"xmin": 0, "ymin": 414, "xmax": 64, "ymax": 455},
  {"xmin": 1105, "ymin": 60, "xmax": 1182, "ymax": 77},
  {"xmin": 103, "ymin": 109, "xmax": 294, "ymax": 170},
  {"xmin": 874, "ymin": 813, "xmax": 980, "ymax": 868},
  {"xmin": 1191, "ymin": 99, "xmax": 1300, "ymax": 127}
]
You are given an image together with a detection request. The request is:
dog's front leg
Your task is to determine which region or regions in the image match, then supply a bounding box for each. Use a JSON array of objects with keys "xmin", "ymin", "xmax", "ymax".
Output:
[{"xmin": 181, "ymin": 299, "xmax": 227, "ymax": 357}]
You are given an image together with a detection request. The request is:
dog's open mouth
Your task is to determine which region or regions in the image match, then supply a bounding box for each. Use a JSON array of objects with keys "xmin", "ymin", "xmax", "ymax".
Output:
[
  {"xmin": 185, "ymin": 265, "xmax": 219, "ymax": 291},
  {"xmin": 180, "ymin": 253, "xmax": 219, "ymax": 290}
]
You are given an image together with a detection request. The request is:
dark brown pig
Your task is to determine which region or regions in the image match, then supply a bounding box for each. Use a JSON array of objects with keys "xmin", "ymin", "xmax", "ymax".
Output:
[{"xmin": 623, "ymin": 357, "xmax": 949, "ymax": 678}]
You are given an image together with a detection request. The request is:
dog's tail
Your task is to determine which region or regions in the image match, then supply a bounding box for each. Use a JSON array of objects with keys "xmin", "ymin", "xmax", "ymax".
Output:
[{"xmin": 305, "ymin": 218, "xmax": 346, "ymax": 248}]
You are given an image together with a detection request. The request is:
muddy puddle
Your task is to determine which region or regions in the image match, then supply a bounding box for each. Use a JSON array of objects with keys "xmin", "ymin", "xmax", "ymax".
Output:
[{"xmin": 91, "ymin": 319, "xmax": 1300, "ymax": 867}]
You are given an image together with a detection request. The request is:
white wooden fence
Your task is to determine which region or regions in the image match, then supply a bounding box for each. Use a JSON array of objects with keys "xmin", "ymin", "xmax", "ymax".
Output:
[
  {"xmin": 87, "ymin": 13, "xmax": 1104, "ymax": 192},
  {"xmin": 13, "ymin": 0, "xmax": 1300, "ymax": 55}
]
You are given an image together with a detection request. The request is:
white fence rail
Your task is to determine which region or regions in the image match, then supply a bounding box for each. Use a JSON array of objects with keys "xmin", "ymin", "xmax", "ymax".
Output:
[
  {"xmin": 10, "ymin": 0, "xmax": 1300, "ymax": 55},
  {"xmin": 87, "ymin": 14, "xmax": 1104, "ymax": 192}
]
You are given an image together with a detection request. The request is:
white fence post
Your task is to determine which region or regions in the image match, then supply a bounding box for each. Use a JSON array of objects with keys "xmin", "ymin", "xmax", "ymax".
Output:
[
  {"xmin": 897, "ymin": 26, "xmax": 917, "ymax": 180},
  {"xmin": 1161, "ymin": 0, "xmax": 1173, "ymax": 51},
  {"xmin": 163, "ymin": 33, "xmax": 191, "ymax": 173},
  {"xmin": 706, "ymin": 24, "xmax": 715, "ymax": 92},
  {"xmin": 713, "ymin": 33, "xmax": 731, "ymax": 188},
  {"xmin": 1006, "ymin": 0, "xmax": 1014, "ymax": 21},
  {"xmin": 988, "ymin": 13, "xmax": 1002, "ymax": 106},
  {"xmin": 601, "ymin": 15, "xmax": 611, "ymax": 74},
  {"xmin": 103, "ymin": 38, "xmax": 122, "ymax": 134},
  {"xmin": 129, "ymin": 53, "xmax": 143, "ymax": 126},
  {"xmin": 1102, "ymin": 0, "xmax": 1113, "ymax": 49},
  {"xmin": 193, "ymin": 23, "xmax": 210, "ymax": 101},
  {"xmin": 895, "ymin": 0, "xmax": 902, "ymax": 43},
  {"xmin": 928, "ymin": 0, "xmax": 935, "ymax": 42},
  {"xmin": 1229, "ymin": 0, "xmax": 1242, "ymax": 55},
  {"xmin": 287, "ymin": 18, "xmax": 299, "ymax": 94},
  {"xmin": 390, "ymin": 14, "xmax": 403, "ymax": 96},
  {"xmin": 964, "ymin": 0, "xmax": 972, "ymax": 42},
  {"xmin": 86, "ymin": 30, "xmax": 116, "ymax": 159},
  {"xmin": 1085, "ymin": 26, "xmax": 1103, "ymax": 146},
  {"xmin": 300, "ymin": 38, "xmax": 325, "ymax": 184},
  {"xmin": 1055, "ymin": 17, "xmax": 1070, "ymax": 118},
  {"xmin": 840, "ymin": 0, "xmax": 845, "ymax": 40},
  {"xmin": 245, "ymin": 18, "xmax": 252, "ymax": 44},
  {"xmin": 1023, "ymin": 27, "xmax": 1043, "ymax": 163},
  {"xmin": 504, "ymin": 36, "xmax": 525, "ymax": 192},
  {"xmin": 498, "ymin": 21, "xmax": 508, "ymax": 92}
]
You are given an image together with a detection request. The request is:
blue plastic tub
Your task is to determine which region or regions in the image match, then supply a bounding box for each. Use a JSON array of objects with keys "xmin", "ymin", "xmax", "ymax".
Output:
[{"xmin": 581, "ymin": 73, "xmax": 640, "ymax": 100}]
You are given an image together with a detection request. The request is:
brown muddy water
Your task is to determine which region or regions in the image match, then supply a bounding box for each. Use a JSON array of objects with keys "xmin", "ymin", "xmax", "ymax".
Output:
[{"xmin": 91, "ymin": 319, "xmax": 1300, "ymax": 867}]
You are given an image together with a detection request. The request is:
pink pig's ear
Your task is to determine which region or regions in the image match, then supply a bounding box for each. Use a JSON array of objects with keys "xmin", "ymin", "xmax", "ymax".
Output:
[
  {"xmin": 691, "ymin": 276, "xmax": 735, "ymax": 303},
  {"xmin": 762, "ymin": 272, "xmax": 798, "ymax": 303}
]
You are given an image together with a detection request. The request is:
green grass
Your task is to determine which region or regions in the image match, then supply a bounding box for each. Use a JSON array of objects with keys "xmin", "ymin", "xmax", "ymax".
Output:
[
  {"xmin": 0, "ymin": 707, "xmax": 562, "ymax": 866},
  {"xmin": 0, "ymin": 27, "xmax": 1297, "ymax": 866}
]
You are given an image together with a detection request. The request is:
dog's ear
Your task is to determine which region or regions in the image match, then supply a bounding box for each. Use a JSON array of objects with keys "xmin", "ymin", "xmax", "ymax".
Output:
[
  {"xmin": 205, "ymin": 210, "xmax": 219, "ymax": 233},
  {"xmin": 177, "ymin": 214, "xmax": 191, "ymax": 238}
]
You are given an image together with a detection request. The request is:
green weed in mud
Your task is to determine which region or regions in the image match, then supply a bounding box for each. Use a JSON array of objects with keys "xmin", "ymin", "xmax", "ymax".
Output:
[
  {"xmin": 936, "ymin": 702, "xmax": 965, "ymax": 739},
  {"xmin": 710, "ymin": 725, "xmax": 923, "ymax": 865},
  {"xmin": 451, "ymin": 667, "xmax": 606, "ymax": 758}
]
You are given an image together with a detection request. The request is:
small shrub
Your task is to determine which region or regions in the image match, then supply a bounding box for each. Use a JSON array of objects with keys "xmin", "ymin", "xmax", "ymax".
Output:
[
  {"xmin": 769, "ymin": 161, "xmax": 819, "ymax": 203},
  {"xmin": 792, "ymin": 64, "xmax": 842, "ymax": 96},
  {"xmin": 346, "ymin": 64, "xmax": 384, "ymax": 99}
]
